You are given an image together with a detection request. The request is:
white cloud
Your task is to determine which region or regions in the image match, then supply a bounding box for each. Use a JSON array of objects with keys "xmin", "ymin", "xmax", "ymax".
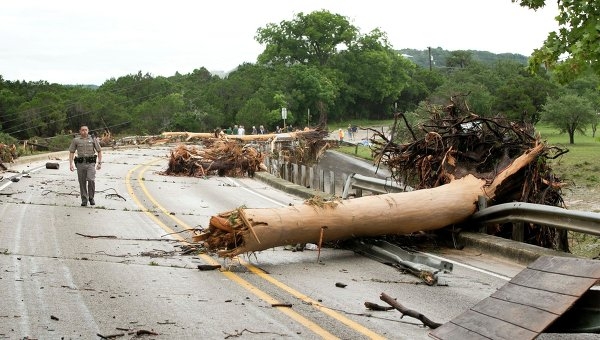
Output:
[{"xmin": 0, "ymin": 0, "xmax": 559, "ymax": 85}]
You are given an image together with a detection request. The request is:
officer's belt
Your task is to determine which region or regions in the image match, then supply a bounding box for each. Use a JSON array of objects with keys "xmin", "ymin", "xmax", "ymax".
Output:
[{"xmin": 74, "ymin": 155, "xmax": 97, "ymax": 164}]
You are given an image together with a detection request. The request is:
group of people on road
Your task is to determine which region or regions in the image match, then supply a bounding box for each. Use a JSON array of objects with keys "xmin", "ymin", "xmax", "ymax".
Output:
[
  {"xmin": 222, "ymin": 124, "xmax": 301, "ymax": 135},
  {"xmin": 336, "ymin": 124, "xmax": 358, "ymax": 142},
  {"xmin": 225, "ymin": 124, "xmax": 270, "ymax": 135}
]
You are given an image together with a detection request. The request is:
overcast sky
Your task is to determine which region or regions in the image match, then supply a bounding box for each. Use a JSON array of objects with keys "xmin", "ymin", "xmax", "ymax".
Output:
[{"xmin": 0, "ymin": 0, "xmax": 559, "ymax": 85}]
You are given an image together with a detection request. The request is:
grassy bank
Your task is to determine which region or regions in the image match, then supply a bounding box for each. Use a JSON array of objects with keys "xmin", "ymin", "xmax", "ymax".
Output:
[{"xmin": 535, "ymin": 124, "xmax": 600, "ymax": 189}]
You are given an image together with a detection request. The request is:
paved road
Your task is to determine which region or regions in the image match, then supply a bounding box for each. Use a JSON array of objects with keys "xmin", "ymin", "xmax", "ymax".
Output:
[{"xmin": 0, "ymin": 146, "xmax": 587, "ymax": 339}]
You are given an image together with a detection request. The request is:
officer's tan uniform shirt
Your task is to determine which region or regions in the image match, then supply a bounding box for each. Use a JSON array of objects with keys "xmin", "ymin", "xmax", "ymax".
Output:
[{"xmin": 69, "ymin": 136, "xmax": 101, "ymax": 157}]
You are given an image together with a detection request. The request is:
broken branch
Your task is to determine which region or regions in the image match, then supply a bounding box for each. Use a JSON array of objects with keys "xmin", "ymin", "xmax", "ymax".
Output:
[{"xmin": 380, "ymin": 292, "xmax": 441, "ymax": 329}]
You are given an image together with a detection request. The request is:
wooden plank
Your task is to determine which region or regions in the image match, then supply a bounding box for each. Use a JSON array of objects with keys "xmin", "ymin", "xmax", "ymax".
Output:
[
  {"xmin": 510, "ymin": 268, "xmax": 597, "ymax": 296},
  {"xmin": 446, "ymin": 310, "xmax": 537, "ymax": 340},
  {"xmin": 429, "ymin": 322, "xmax": 492, "ymax": 340},
  {"xmin": 491, "ymin": 283, "xmax": 579, "ymax": 314},
  {"xmin": 431, "ymin": 257, "xmax": 600, "ymax": 340},
  {"xmin": 470, "ymin": 297, "xmax": 557, "ymax": 333},
  {"xmin": 528, "ymin": 256, "xmax": 600, "ymax": 278}
]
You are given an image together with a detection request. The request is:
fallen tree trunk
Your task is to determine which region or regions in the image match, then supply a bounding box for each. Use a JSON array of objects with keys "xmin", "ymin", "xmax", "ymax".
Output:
[
  {"xmin": 196, "ymin": 143, "xmax": 545, "ymax": 257},
  {"xmin": 199, "ymin": 175, "xmax": 486, "ymax": 257},
  {"xmin": 162, "ymin": 130, "xmax": 321, "ymax": 142}
]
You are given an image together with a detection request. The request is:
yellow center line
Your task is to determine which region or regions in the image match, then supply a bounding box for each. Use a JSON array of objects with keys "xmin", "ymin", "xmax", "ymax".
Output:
[
  {"xmin": 243, "ymin": 262, "xmax": 385, "ymax": 339},
  {"xmin": 125, "ymin": 159, "xmax": 339, "ymax": 339}
]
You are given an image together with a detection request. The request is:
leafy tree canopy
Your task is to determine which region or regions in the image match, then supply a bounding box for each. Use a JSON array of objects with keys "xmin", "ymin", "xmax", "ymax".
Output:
[
  {"xmin": 541, "ymin": 92, "xmax": 596, "ymax": 144},
  {"xmin": 255, "ymin": 10, "xmax": 358, "ymax": 67},
  {"xmin": 518, "ymin": 0, "xmax": 600, "ymax": 83}
]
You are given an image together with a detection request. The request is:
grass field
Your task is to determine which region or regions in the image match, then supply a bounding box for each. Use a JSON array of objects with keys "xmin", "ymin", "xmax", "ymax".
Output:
[{"xmin": 535, "ymin": 124, "xmax": 600, "ymax": 188}]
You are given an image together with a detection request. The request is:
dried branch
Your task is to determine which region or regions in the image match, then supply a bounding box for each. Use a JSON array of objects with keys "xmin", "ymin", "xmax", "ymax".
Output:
[{"xmin": 380, "ymin": 292, "xmax": 442, "ymax": 329}]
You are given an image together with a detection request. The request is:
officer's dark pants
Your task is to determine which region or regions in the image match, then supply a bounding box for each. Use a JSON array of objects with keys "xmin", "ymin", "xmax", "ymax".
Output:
[{"xmin": 76, "ymin": 162, "xmax": 96, "ymax": 203}]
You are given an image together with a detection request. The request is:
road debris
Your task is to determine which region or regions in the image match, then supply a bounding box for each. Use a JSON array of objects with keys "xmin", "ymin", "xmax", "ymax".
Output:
[
  {"xmin": 380, "ymin": 292, "xmax": 442, "ymax": 329},
  {"xmin": 364, "ymin": 302, "xmax": 395, "ymax": 311},
  {"xmin": 45, "ymin": 162, "xmax": 59, "ymax": 169},
  {"xmin": 197, "ymin": 264, "xmax": 222, "ymax": 271},
  {"xmin": 196, "ymin": 101, "xmax": 569, "ymax": 257}
]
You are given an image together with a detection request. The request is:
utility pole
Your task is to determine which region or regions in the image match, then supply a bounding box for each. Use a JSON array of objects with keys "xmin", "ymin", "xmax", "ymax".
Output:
[
  {"xmin": 307, "ymin": 108, "xmax": 310, "ymax": 128},
  {"xmin": 428, "ymin": 46, "xmax": 433, "ymax": 71}
]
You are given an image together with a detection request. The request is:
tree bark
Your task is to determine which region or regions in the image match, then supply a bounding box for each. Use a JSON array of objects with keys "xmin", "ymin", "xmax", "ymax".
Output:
[
  {"xmin": 162, "ymin": 130, "xmax": 319, "ymax": 142},
  {"xmin": 224, "ymin": 175, "xmax": 485, "ymax": 257},
  {"xmin": 197, "ymin": 143, "xmax": 545, "ymax": 257}
]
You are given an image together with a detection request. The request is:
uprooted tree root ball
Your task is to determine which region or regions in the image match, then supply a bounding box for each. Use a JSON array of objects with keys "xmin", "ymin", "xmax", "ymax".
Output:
[
  {"xmin": 161, "ymin": 128, "xmax": 331, "ymax": 178},
  {"xmin": 162, "ymin": 140, "xmax": 265, "ymax": 178},
  {"xmin": 368, "ymin": 96, "xmax": 569, "ymax": 249}
]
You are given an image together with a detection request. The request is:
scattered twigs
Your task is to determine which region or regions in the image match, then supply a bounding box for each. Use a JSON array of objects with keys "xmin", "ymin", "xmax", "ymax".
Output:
[
  {"xmin": 364, "ymin": 301, "xmax": 395, "ymax": 311},
  {"xmin": 223, "ymin": 328, "xmax": 287, "ymax": 339},
  {"xmin": 96, "ymin": 333, "xmax": 124, "ymax": 339},
  {"xmin": 75, "ymin": 233, "xmax": 179, "ymax": 243},
  {"xmin": 104, "ymin": 193, "xmax": 126, "ymax": 201},
  {"xmin": 317, "ymin": 226, "xmax": 327, "ymax": 263},
  {"xmin": 41, "ymin": 189, "xmax": 80, "ymax": 197},
  {"xmin": 97, "ymin": 329, "xmax": 159, "ymax": 339},
  {"xmin": 75, "ymin": 233, "xmax": 117, "ymax": 239},
  {"xmin": 380, "ymin": 292, "xmax": 442, "ymax": 329}
]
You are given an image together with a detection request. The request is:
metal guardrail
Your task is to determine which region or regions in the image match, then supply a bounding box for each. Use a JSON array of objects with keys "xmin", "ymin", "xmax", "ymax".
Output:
[
  {"xmin": 470, "ymin": 202, "xmax": 600, "ymax": 236},
  {"xmin": 341, "ymin": 174, "xmax": 600, "ymax": 236},
  {"xmin": 341, "ymin": 173, "xmax": 409, "ymax": 199}
]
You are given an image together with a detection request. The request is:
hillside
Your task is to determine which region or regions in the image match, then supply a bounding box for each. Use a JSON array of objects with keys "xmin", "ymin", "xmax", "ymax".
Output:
[{"xmin": 398, "ymin": 47, "xmax": 528, "ymax": 69}]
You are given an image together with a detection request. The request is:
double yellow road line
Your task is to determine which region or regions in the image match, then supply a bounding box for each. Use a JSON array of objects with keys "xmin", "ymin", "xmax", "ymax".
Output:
[{"xmin": 126, "ymin": 159, "xmax": 386, "ymax": 340}]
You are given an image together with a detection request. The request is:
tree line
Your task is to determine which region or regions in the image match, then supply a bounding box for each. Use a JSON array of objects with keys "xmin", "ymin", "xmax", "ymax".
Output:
[{"xmin": 0, "ymin": 8, "xmax": 599, "ymax": 150}]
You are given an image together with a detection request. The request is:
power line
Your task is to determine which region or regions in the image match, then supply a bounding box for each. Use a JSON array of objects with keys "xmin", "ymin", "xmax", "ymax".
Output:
[{"xmin": 1, "ymin": 88, "xmax": 170, "ymax": 136}]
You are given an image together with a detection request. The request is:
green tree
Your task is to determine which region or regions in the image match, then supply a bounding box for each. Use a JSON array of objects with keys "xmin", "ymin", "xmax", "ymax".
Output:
[
  {"xmin": 493, "ymin": 81, "xmax": 537, "ymax": 121},
  {"xmin": 212, "ymin": 63, "xmax": 270, "ymax": 126},
  {"xmin": 168, "ymin": 110, "xmax": 216, "ymax": 133},
  {"xmin": 17, "ymin": 92, "xmax": 66, "ymax": 138},
  {"xmin": 563, "ymin": 71, "xmax": 600, "ymax": 137},
  {"xmin": 490, "ymin": 59, "xmax": 558, "ymax": 123},
  {"xmin": 132, "ymin": 93, "xmax": 186, "ymax": 135},
  {"xmin": 430, "ymin": 81, "xmax": 494, "ymax": 116},
  {"xmin": 541, "ymin": 93, "xmax": 596, "ymax": 144},
  {"xmin": 67, "ymin": 89, "xmax": 130, "ymax": 135},
  {"xmin": 338, "ymin": 30, "xmax": 413, "ymax": 119},
  {"xmin": 0, "ymin": 87, "xmax": 23, "ymax": 133},
  {"xmin": 287, "ymin": 64, "xmax": 338, "ymax": 126},
  {"xmin": 256, "ymin": 10, "xmax": 357, "ymax": 67},
  {"xmin": 446, "ymin": 50, "xmax": 473, "ymax": 68},
  {"xmin": 518, "ymin": 0, "xmax": 600, "ymax": 82},
  {"xmin": 396, "ymin": 68, "xmax": 444, "ymax": 113},
  {"xmin": 236, "ymin": 97, "xmax": 269, "ymax": 129}
]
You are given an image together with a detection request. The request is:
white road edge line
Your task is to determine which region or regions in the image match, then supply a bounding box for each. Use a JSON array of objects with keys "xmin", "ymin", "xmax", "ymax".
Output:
[
  {"xmin": 0, "ymin": 164, "xmax": 49, "ymax": 190},
  {"xmin": 420, "ymin": 251, "xmax": 512, "ymax": 281},
  {"xmin": 225, "ymin": 177, "xmax": 288, "ymax": 207}
]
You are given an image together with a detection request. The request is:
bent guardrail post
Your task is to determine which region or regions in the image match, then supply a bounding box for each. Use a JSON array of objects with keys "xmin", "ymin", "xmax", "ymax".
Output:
[
  {"xmin": 470, "ymin": 202, "xmax": 600, "ymax": 236},
  {"xmin": 350, "ymin": 239, "xmax": 452, "ymax": 285}
]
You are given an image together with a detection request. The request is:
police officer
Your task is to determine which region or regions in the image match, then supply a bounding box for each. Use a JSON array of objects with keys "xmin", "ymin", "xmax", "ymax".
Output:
[{"xmin": 69, "ymin": 125, "xmax": 102, "ymax": 206}]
